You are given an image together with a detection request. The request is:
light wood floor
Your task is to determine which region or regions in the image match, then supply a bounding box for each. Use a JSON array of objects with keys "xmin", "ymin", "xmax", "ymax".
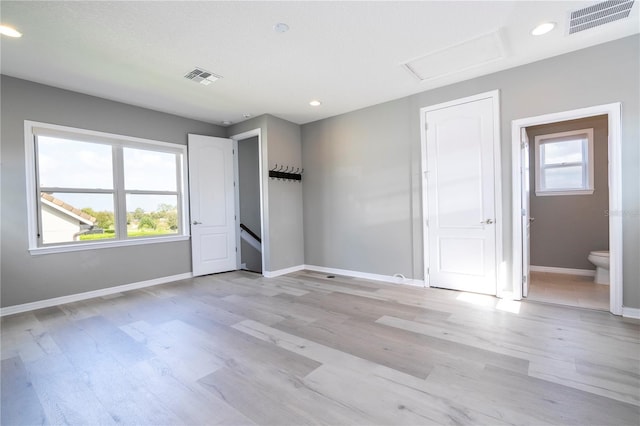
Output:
[
  {"xmin": 528, "ymin": 271, "xmax": 610, "ymax": 311},
  {"xmin": 2, "ymin": 270, "xmax": 639, "ymax": 425}
]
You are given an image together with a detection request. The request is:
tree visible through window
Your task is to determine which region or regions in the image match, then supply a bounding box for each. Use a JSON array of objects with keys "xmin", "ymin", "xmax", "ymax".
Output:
[{"xmin": 27, "ymin": 122, "xmax": 187, "ymax": 249}]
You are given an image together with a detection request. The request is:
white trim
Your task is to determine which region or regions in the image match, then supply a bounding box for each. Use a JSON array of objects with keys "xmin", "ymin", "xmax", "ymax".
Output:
[
  {"xmin": 0, "ymin": 272, "xmax": 193, "ymax": 317},
  {"xmin": 622, "ymin": 307, "xmax": 640, "ymax": 319},
  {"xmin": 304, "ymin": 265, "xmax": 425, "ymax": 288},
  {"xmin": 534, "ymin": 189, "xmax": 594, "ymax": 197},
  {"xmin": 31, "ymin": 122, "xmax": 185, "ymax": 152},
  {"xmin": 229, "ymin": 129, "xmax": 267, "ymax": 276},
  {"xmin": 529, "ymin": 265, "xmax": 596, "ymax": 277},
  {"xmin": 240, "ymin": 228, "xmax": 262, "ymax": 252},
  {"xmin": 419, "ymin": 90, "xmax": 503, "ymax": 296},
  {"xmin": 232, "ymin": 139, "xmax": 241, "ymax": 269},
  {"xmin": 511, "ymin": 103, "xmax": 623, "ymax": 316},
  {"xmin": 264, "ymin": 265, "xmax": 305, "ymax": 278},
  {"xmin": 29, "ymin": 235, "xmax": 190, "ymax": 255}
]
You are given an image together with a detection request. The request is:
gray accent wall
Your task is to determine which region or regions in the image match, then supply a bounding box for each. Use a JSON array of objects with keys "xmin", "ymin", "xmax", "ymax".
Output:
[
  {"xmin": 302, "ymin": 98, "xmax": 413, "ymax": 276},
  {"xmin": 1, "ymin": 75, "xmax": 225, "ymax": 307},
  {"xmin": 302, "ymin": 35, "xmax": 639, "ymax": 309},
  {"xmin": 527, "ymin": 116, "xmax": 609, "ymax": 270}
]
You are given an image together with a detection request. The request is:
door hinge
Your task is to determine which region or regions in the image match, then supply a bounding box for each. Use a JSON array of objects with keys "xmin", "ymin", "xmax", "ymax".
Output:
[
  {"xmin": 424, "ymin": 122, "xmax": 428, "ymax": 131},
  {"xmin": 426, "ymin": 267, "xmax": 430, "ymax": 276},
  {"xmin": 523, "ymin": 275, "xmax": 527, "ymax": 284},
  {"xmin": 425, "ymin": 219, "xmax": 428, "ymax": 227}
]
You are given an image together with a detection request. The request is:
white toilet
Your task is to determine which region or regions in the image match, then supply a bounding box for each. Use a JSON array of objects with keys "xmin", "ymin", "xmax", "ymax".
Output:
[{"xmin": 588, "ymin": 250, "xmax": 609, "ymax": 284}]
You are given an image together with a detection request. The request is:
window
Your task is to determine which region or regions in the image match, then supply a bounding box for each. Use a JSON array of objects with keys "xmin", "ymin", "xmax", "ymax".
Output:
[
  {"xmin": 534, "ymin": 128, "xmax": 594, "ymax": 196},
  {"xmin": 25, "ymin": 121, "xmax": 189, "ymax": 254}
]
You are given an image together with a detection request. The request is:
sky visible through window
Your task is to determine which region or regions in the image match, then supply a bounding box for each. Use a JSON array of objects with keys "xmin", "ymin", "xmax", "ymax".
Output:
[
  {"xmin": 543, "ymin": 139, "xmax": 583, "ymax": 164},
  {"xmin": 541, "ymin": 138, "xmax": 586, "ymax": 190},
  {"xmin": 38, "ymin": 136, "xmax": 178, "ymax": 212}
]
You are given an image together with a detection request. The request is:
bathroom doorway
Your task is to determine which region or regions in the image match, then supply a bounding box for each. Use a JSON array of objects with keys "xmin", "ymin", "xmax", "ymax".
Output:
[
  {"xmin": 525, "ymin": 115, "xmax": 609, "ymax": 310},
  {"xmin": 512, "ymin": 103, "xmax": 623, "ymax": 315}
]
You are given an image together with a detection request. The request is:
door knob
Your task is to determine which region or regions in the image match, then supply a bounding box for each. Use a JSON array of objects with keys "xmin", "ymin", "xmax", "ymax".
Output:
[
  {"xmin": 529, "ymin": 217, "xmax": 535, "ymax": 223},
  {"xmin": 481, "ymin": 219, "xmax": 494, "ymax": 224},
  {"xmin": 192, "ymin": 220, "xmax": 202, "ymax": 225}
]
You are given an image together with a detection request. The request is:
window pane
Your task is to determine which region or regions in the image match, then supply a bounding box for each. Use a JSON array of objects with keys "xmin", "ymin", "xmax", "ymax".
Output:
[
  {"xmin": 37, "ymin": 136, "xmax": 113, "ymax": 189},
  {"xmin": 40, "ymin": 192, "xmax": 115, "ymax": 244},
  {"xmin": 543, "ymin": 166, "xmax": 584, "ymax": 190},
  {"xmin": 126, "ymin": 194, "xmax": 179, "ymax": 237},
  {"xmin": 123, "ymin": 148, "xmax": 177, "ymax": 191},
  {"xmin": 542, "ymin": 139, "xmax": 583, "ymax": 165}
]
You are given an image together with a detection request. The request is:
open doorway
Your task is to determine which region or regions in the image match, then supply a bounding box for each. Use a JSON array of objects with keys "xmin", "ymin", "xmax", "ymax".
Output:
[
  {"xmin": 512, "ymin": 103, "xmax": 622, "ymax": 315},
  {"xmin": 231, "ymin": 129, "xmax": 265, "ymax": 274},
  {"xmin": 525, "ymin": 116, "xmax": 609, "ymax": 310}
]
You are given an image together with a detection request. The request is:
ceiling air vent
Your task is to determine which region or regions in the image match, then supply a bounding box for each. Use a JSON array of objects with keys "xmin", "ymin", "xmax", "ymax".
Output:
[
  {"xmin": 568, "ymin": 0, "xmax": 635, "ymax": 34},
  {"xmin": 183, "ymin": 68, "xmax": 222, "ymax": 86}
]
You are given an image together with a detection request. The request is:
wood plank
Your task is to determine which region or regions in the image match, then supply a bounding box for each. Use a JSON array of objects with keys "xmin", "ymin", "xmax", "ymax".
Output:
[
  {"xmin": 25, "ymin": 353, "xmax": 117, "ymax": 425},
  {"xmin": 48, "ymin": 320, "xmax": 183, "ymax": 424},
  {"xmin": 2, "ymin": 270, "xmax": 638, "ymax": 425},
  {"xmin": 1, "ymin": 356, "xmax": 47, "ymax": 426}
]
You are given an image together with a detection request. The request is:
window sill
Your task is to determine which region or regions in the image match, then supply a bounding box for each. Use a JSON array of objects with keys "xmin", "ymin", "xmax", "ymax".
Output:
[
  {"xmin": 535, "ymin": 189, "xmax": 594, "ymax": 196},
  {"xmin": 29, "ymin": 234, "xmax": 190, "ymax": 256}
]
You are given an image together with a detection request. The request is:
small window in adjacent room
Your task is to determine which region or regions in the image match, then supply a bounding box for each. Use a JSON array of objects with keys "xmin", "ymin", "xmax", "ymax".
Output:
[
  {"xmin": 534, "ymin": 128, "xmax": 594, "ymax": 196},
  {"xmin": 25, "ymin": 121, "xmax": 189, "ymax": 254}
]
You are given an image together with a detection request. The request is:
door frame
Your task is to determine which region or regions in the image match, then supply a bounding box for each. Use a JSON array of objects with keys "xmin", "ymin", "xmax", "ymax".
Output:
[
  {"xmin": 420, "ymin": 90, "xmax": 503, "ymax": 295},
  {"xmin": 511, "ymin": 103, "xmax": 623, "ymax": 315},
  {"xmin": 230, "ymin": 128, "xmax": 267, "ymax": 275}
]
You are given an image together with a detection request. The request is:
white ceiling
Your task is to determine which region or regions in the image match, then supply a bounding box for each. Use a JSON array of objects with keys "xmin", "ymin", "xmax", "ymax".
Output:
[{"xmin": 1, "ymin": 1, "xmax": 638, "ymax": 126}]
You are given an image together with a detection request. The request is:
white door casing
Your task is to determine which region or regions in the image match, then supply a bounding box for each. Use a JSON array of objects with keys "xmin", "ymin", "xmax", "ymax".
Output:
[
  {"xmin": 521, "ymin": 127, "xmax": 530, "ymax": 298},
  {"xmin": 511, "ymin": 103, "xmax": 623, "ymax": 315},
  {"xmin": 188, "ymin": 134, "xmax": 237, "ymax": 276},
  {"xmin": 421, "ymin": 91, "xmax": 501, "ymax": 295}
]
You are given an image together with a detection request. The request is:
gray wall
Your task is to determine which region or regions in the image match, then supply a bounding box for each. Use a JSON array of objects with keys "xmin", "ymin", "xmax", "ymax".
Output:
[
  {"xmin": 527, "ymin": 116, "xmax": 609, "ymax": 270},
  {"xmin": 302, "ymin": 98, "xmax": 413, "ymax": 276},
  {"xmin": 302, "ymin": 35, "xmax": 640, "ymax": 309},
  {"xmin": 238, "ymin": 136, "xmax": 262, "ymax": 272},
  {"xmin": 1, "ymin": 75, "xmax": 225, "ymax": 307},
  {"xmin": 227, "ymin": 114, "xmax": 305, "ymax": 273}
]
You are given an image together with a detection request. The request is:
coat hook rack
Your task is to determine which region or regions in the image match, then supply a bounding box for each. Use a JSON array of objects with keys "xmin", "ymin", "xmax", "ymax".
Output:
[{"xmin": 269, "ymin": 164, "xmax": 303, "ymax": 182}]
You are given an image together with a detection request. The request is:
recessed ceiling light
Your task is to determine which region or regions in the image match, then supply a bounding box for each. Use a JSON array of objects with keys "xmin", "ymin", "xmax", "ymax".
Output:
[
  {"xmin": 309, "ymin": 100, "xmax": 322, "ymax": 107},
  {"xmin": 222, "ymin": 120, "xmax": 232, "ymax": 125},
  {"xmin": 242, "ymin": 113, "xmax": 252, "ymax": 119},
  {"xmin": 531, "ymin": 22, "xmax": 556, "ymax": 36},
  {"xmin": 274, "ymin": 23, "xmax": 290, "ymax": 33},
  {"xmin": 0, "ymin": 25, "xmax": 22, "ymax": 38}
]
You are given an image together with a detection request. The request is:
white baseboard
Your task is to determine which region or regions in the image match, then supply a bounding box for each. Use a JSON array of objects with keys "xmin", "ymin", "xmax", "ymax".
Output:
[
  {"xmin": 622, "ymin": 307, "xmax": 640, "ymax": 319},
  {"xmin": 303, "ymin": 265, "xmax": 425, "ymax": 288},
  {"xmin": 263, "ymin": 264, "xmax": 305, "ymax": 278},
  {"xmin": 530, "ymin": 265, "xmax": 596, "ymax": 277},
  {"xmin": 0, "ymin": 272, "xmax": 193, "ymax": 317}
]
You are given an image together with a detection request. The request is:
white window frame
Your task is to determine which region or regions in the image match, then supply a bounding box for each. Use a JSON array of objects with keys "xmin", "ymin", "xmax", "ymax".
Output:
[
  {"xmin": 24, "ymin": 120, "xmax": 190, "ymax": 255},
  {"xmin": 534, "ymin": 128, "xmax": 594, "ymax": 196}
]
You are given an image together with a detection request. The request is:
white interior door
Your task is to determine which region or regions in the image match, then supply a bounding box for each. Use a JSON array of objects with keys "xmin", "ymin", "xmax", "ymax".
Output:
[
  {"xmin": 424, "ymin": 96, "xmax": 498, "ymax": 295},
  {"xmin": 188, "ymin": 134, "xmax": 237, "ymax": 276},
  {"xmin": 521, "ymin": 127, "xmax": 531, "ymax": 297}
]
